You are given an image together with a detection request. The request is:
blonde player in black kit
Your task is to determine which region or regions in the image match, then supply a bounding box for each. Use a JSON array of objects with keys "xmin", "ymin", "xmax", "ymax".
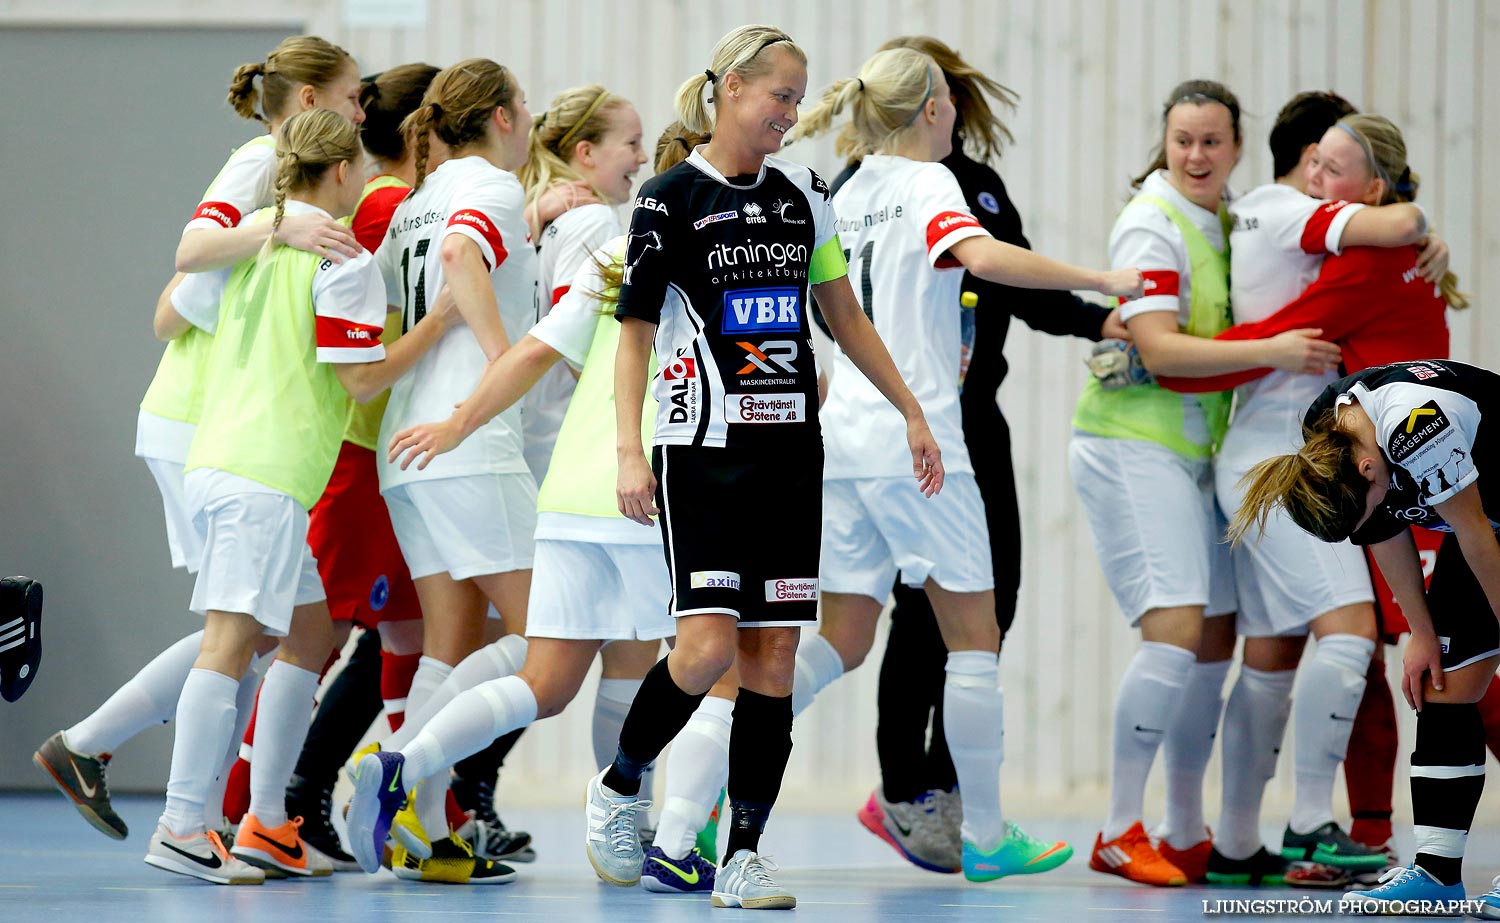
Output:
[{"xmin": 587, "ymin": 25, "xmax": 942, "ymax": 911}]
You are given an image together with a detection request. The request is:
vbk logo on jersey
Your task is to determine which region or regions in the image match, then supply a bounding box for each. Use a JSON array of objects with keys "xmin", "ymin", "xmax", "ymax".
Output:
[
  {"xmin": 742, "ymin": 201, "xmax": 767, "ymax": 223},
  {"xmin": 662, "ymin": 355, "xmax": 696, "ymax": 380},
  {"xmin": 723, "ymin": 287, "xmax": 801, "ymax": 333},
  {"xmin": 737, "ymin": 340, "xmax": 798, "ymax": 376}
]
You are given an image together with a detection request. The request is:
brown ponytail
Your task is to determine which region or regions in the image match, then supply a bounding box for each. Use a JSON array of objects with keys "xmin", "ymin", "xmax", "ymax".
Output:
[
  {"xmin": 1228, "ymin": 409, "xmax": 1368, "ymax": 545},
  {"xmin": 226, "ymin": 35, "xmax": 355, "ymax": 126},
  {"xmin": 401, "ymin": 58, "xmax": 517, "ymax": 195}
]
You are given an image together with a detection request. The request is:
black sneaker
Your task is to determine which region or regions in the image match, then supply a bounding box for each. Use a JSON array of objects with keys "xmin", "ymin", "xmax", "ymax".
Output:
[
  {"xmin": 451, "ymin": 772, "xmax": 535, "ymax": 862},
  {"xmin": 285, "ymin": 774, "xmax": 361, "ymax": 872},
  {"xmin": 1205, "ymin": 846, "xmax": 1291, "ymax": 886},
  {"xmin": 33, "ymin": 730, "xmax": 127, "ymax": 839},
  {"xmin": 1281, "ymin": 822, "xmax": 1390, "ymax": 871},
  {"xmin": 0, "ymin": 576, "xmax": 42, "ymax": 703}
]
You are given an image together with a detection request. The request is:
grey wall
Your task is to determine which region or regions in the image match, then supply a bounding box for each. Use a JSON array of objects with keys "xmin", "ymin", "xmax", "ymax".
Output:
[{"xmin": 0, "ymin": 27, "xmax": 294, "ymax": 791}]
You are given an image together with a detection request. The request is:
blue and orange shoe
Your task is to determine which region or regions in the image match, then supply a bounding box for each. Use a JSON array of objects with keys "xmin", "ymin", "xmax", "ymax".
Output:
[
  {"xmin": 346, "ymin": 750, "xmax": 409, "ymax": 874},
  {"xmin": 641, "ymin": 844, "xmax": 716, "ymax": 893},
  {"xmin": 963, "ymin": 822, "xmax": 1073, "ymax": 882}
]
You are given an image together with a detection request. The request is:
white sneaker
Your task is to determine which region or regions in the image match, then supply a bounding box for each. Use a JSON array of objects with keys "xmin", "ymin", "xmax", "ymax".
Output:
[
  {"xmin": 145, "ymin": 823, "xmax": 265, "ymax": 885},
  {"xmin": 584, "ymin": 769, "xmax": 652, "ymax": 886},
  {"xmin": 712, "ymin": 850, "xmax": 796, "ymax": 910}
]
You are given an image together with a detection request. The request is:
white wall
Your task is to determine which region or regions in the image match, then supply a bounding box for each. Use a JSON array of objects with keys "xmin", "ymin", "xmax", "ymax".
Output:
[{"xmin": 4, "ymin": 0, "xmax": 1496, "ymax": 816}]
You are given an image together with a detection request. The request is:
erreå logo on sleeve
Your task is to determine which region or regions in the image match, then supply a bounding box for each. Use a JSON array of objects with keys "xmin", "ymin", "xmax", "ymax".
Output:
[{"xmin": 1387, "ymin": 400, "xmax": 1451, "ymax": 462}]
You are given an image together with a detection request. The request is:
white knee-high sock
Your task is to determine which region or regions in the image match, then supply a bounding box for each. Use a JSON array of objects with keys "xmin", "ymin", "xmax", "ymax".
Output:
[
  {"xmin": 203, "ymin": 662, "xmax": 263, "ymax": 829},
  {"xmin": 792, "ymin": 633, "xmax": 844, "ymax": 717},
  {"xmin": 596, "ymin": 677, "xmax": 655, "ymax": 799},
  {"xmin": 943, "ymin": 650, "xmax": 1005, "ymax": 852},
  {"xmin": 387, "ymin": 640, "xmax": 525, "ymax": 752},
  {"xmin": 655, "ymin": 694, "xmax": 733, "ymax": 859},
  {"xmin": 1159, "ymin": 658, "xmax": 1231, "ymax": 849},
  {"xmin": 160, "ymin": 668, "xmax": 240, "ymax": 837},
  {"xmin": 67, "ymin": 630, "xmax": 205, "ymax": 756},
  {"xmin": 247, "ymin": 659, "xmax": 319, "ymax": 828},
  {"xmin": 1290, "ymin": 633, "xmax": 1375, "ymax": 835},
  {"xmin": 1217, "ymin": 665, "xmax": 1296, "ymax": 860},
  {"xmin": 384, "ymin": 655, "xmax": 455, "ymax": 752},
  {"xmin": 1104, "ymin": 641, "xmax": 1195, "ymax": 841},
  {"xmin": 404, "ymin": 675, "xmax": 539, "ymax": 835}
]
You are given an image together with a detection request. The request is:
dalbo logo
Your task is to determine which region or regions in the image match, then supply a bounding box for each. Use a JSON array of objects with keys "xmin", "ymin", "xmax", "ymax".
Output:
[{"xmin": 723, "ymin": 287, "xmax": 800, "ymax": 334}]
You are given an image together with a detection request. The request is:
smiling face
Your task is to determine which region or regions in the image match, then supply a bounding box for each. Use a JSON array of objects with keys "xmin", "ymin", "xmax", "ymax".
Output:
[
  {"xmin": 1306, "ymin": 126, "xmax": 1383, "ymax": 204},
  {"xmin": 576, "ymin": 104, "xmax": 647, "ymax": 204},
  {"xmin": 1162, "ymin": 101, "xmax": 1239, "ymax": 211},
  {"xmin": 724, "ymin": 46, "xmax": 807, "ymax": 158}
]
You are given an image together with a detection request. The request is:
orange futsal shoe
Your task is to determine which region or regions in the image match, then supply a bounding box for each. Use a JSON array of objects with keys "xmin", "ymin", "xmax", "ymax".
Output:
[
  {"xmin": 1089, "ymin": 822, "xmax": 1188, "ymax": 887},
  {"xmin": 231, "ymin": 814, "xmax": 334, "ymax": 877},
  {"xmin": 1158, "ymin": 836, "xmax": 1212, "ymax": 884}
]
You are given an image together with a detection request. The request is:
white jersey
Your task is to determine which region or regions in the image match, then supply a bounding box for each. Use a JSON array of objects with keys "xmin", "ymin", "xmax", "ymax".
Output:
[
  {"xmin": 1223, "ymin": 183, "xmax": 1364, "ymax": 451},
  {"xmin": 375, "ymin": 156, "xmax": 538, "ymax": 489},
  {"xmin": 1108, "ymin": 169, "xmax": 1231, "ymax": 449},
  {"xmin": 822, "ymin": 155, "xmax": 990, "ymax": 479},
  {"xmin": 524, "ymin": 203, "xmax": 620, "ymax": 481}
]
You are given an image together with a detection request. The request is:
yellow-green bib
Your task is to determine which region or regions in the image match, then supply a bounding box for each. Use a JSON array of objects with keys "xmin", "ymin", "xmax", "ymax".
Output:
[{"xmin": 1072, "ymin": 194, "xmax": 1233, "ymax": 459}]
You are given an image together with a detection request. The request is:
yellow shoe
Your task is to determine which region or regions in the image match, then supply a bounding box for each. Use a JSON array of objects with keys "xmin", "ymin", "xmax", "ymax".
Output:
[
  {"xmin": 344, "ymin": 741, "xmax": 381, "ymax": 778},
  {"xmin": 391, "ymin": 831, "xmax": 518, "ymax": 885},
  {"xmin": 391, "ymin": 787, "xmax": 434, "ymax": 859}
]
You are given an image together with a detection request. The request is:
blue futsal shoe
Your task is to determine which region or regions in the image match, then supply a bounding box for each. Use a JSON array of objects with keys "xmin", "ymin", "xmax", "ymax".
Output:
[
  {"xmin": 1340, "ymin": 863, "xmax": 1466, "ymax": 916},
  {"xmin": 640, "ymin": 844, "xmax": 716, "ymax": 893},
  {"xmin": 346, "ymin": 750, "xmax": 409, "ymax": 874},
  {"xmin": 1469, "ymin": 875, "xmax": 1500, "ymax": 919}
]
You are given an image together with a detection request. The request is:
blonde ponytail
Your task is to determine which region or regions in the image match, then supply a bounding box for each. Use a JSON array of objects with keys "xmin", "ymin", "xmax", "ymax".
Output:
[
  {"xmin": 1228, "ymin": 410, "xmax": 1368, "ymax": 545},
  {"xmin": 518, "ymin": 84, "xmax": 629, "ymax": 220},
  {"xmin": 676, "ymin": 25, "xmax": 805, "ymax": 133},
  {"xmin": 789, "ymin": 48, "xmax": 938, "ymax": 158},
  {"xmin": 261, "ymin": 108, "xmax": 361, "ymax": 257},
  {"xmin": 226, "ymin": 35, "xmax": 354, "ymax": 125},
  {"xmin": 402, "ymin": 58, "xmax": 517, "ymax": 195}
]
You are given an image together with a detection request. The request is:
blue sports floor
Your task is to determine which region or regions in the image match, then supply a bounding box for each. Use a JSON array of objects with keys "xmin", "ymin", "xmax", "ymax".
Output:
[{"xmin": 4, "ymin": 793, "xmax": 1500, "ymax": 921}]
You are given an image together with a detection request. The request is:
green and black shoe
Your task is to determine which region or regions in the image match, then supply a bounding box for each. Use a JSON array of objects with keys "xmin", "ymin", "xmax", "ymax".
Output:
[
  {"xmin": 1280, "ymin": 822, "xmax": 1390, "ymax": 871},
  {"xmin": 1205, "ymin": 846, "xmax": 1290, "ymax": 886}
]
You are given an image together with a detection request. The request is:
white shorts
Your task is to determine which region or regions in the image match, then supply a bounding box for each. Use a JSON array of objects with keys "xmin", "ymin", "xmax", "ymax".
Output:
[
  {"xmin": 185, "ymin": 469, "xmax": 325, "ymax": 636},
  {"xmin": 1217, "ymin": 426, "xmax": 1374, "ymax": 638},
  {"xmin": 526, "ymin": 540, "xmax": 674, "ymax": 641},
  {"xmin": 384, "ymin": 473, "xmax": 536, "ymax": 581},
  {"xmin": 820, "ymin": 474, "xmax": 994, "ymax": 600},
  {"xmin": 143, "ymin": 457, "xmax": 203, "ymax": 574},
  {"xmin": 1068, "ymin": 433, "xmax": 1236, "ymax": 625}
]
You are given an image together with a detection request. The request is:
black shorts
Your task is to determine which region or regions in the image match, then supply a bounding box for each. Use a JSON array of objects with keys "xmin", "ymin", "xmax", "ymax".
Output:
[
  {"xmin": 654, "ymin": 443, "xmax": 821, "ymax": 627},
  {"xmin": 1427, "ymin": 532, "xmax": 1500, "ymax": 671}
]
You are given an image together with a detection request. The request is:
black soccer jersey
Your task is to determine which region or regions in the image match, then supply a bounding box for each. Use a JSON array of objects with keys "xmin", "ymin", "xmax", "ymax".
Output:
[
  {"xmin": 1304, "ymin": 359, "xmax": 1500, "ymax": 544},
  {"xmin": 615, "ymin": 149, "xmax": 847, "ymax": 450}
]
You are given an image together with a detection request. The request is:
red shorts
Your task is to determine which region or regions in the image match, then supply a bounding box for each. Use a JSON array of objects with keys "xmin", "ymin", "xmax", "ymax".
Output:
[
  {"xmin": 1367, "ymin": 526, "xmax": 1444, "ymax": 641},
  {"xmin": 308, "ymin": 442, "xmax": 421, "ymax": 627}
]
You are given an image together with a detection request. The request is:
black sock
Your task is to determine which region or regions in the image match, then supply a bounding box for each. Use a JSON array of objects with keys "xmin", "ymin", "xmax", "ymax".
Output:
[
  {"xmin": 451, "ymin": 728, "xmax": 524, "ymax": 815},
  {"xmin": 602, "ymin": 656, "xmax": 705, "ymax": 796},
  {"xmin": 290, "ymin": 628, "xmax": 382, "ymax": 792},
  {"xmin": 725, "ymin": 688, "xmax": 794, "ymax": 861},
  {"xmin": 878, "ymin": 583, "xmax": 948, "ymax": 803},
  {"xmin": 1411, "ymin": 702, "xmax": 1485, "ymax": 886}
]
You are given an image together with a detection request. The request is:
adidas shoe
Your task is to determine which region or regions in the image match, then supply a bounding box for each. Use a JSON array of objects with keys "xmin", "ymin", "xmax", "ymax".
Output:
[
  {"xmin": 391, "ymin": 831, "xmax": 518, "ymax": 885},
  {"xmin": 964, "ymin": 821, "xmax": 1073, "ymax": 882},
  {"xmin": 33, "ymin": 730, "xmax": 127, "ymax": 840},
  {"xmin": 1341, "ymin": 863, "xmax": 1465, "ymax": 915},
  {"xmin": 347, "ymin": 750, "xmax": 410, "ymax": 874},
  {"xmin": 145, "ymin": 823, "xmax": 265, "ymax": 885},
  {"xmin": 285, "ymin": 774, "xmax": 360, "ymax": 872},
  {"xmin": 584, "ymin": 768, "xmax": 652, "ymax": 887},
  {"xmin": 856, "ymin": 788, "xmax": 960, "ymax": 873},
  {"xmin": 695, "ymin": 789, "xmax": 725, "ymax": 865},
  {"xmin": 452, "ymin": 770, "xmax": 535, "ymax": 862},
  {"xmin": 1089, "ymin": 822, "xmax": 1186, "ymax": 886},
  {"xmin": 1158, "ymin": 836, "xmax": 1212, "ymax": 884},
  {"xmin": 231, "ymin": 814, "xmax": 333, "ymax": 877},
  {"xmin": 0, "ymin": 576, "xmax": 42, "ymax": 702},
  {"xmin": 641, "ymin": 845, "xmax": 716, "ymax": 894},
  {"xmin": 1281, "ymin": 821, "xmax": 1390, "ymax": 871},
  {"xmin": 711, "ymin": 850, "xmax": 795, "ymax": 910}
]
